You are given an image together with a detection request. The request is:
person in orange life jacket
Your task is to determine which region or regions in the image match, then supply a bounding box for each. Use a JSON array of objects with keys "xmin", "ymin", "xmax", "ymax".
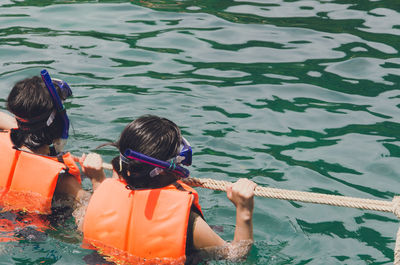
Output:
[
  {"xmin": 79, "ymin": 115, "xmax": 257, "ymax": 263},
  {"xmin": 0, "ymin": 72, "xmax": 89, "ymax": 216}
]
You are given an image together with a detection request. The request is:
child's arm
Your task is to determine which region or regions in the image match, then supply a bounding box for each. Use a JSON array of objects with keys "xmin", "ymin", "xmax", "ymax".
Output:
[
  {"xmin": 0, "ymin": 111, "xmax": 17, "ymax": 129},
  {"xmin": 227, "ymin": 178, "xmax": 256, "ymax": 242},
  {"xmin": 54, "ymin": 173, "xmax": 92, "ymax": 231},
  {"xmin": 79, "ymin": 153, "xmax": 107, "ymax": 191},
  {"xmin": 61, "ymin": 153, "xmax": 106, "ymax": 231},
  {"xmin": 192, "ymin": 178, "xmax": 257, "ymax": 260}
]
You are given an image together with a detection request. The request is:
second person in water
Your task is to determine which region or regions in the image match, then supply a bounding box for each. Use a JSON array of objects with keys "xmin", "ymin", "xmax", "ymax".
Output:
[
  {"xmin": 79, "ymin": 114, "xmax": 257, "ymax": 264},
  {"xmin": 0, "ymin": 71, "xmax": 88, "ymax": 215}
]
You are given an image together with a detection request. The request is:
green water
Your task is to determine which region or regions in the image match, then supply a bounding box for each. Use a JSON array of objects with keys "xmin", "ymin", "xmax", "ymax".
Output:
[{"xmin": 0, "ymin": 0, "xmax": 399, "ymax": 264}]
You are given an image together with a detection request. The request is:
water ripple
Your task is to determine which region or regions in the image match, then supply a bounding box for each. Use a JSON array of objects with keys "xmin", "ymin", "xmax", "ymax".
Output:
[{"xmin": 0, "ymin": 0, "xmax": 400, "ymax": 264}]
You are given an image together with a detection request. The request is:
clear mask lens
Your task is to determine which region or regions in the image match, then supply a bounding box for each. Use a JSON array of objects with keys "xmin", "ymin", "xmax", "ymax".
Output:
[
  {"xmin": 179, "ymin": 137, "xmax": 192, "ymax": 166},
  {"xmin": 53, "ymin": 138, "xmax": 67, "ymax": 153},
  {"xmin": 52, "ymin": 78, "xmax": 72, "ymax": 100}
]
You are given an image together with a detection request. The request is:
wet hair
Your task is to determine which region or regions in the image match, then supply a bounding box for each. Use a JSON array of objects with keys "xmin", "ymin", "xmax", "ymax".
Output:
[
  {"xmin": 7, "ymin": 76, "xmax": 64, "ymax": 151},
  {"xmin": 110, "ymin": 115, "xmax": 182, "ymax": 189}
]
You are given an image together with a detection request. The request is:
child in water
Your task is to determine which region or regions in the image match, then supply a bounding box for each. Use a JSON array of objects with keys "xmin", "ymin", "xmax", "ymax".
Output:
[
  {"xmin": 79, "ymin": 114, "xmax": 257, "ymax": 264},
  {"xmin": 0, "ymin": 71, "xmax": 89, "ymax": 219}
]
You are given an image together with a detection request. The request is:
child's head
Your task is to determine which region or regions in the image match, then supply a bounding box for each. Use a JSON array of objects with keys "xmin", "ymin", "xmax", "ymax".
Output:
[
  {"xmin": 7, "ymin": 76, "xmax": 68, "ymax": 151},
  {"xmin": 111, "ymin": 115, "xmax": 183, "ymax": 188}
]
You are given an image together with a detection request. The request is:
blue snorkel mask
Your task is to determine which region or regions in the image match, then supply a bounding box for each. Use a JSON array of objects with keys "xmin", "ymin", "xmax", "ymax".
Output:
[
  {"xmin": 178, "ymin": 137, "xmax": 192, "ymax": 166},
  {"xmin": 40, "ymin": 69, "xmax": 71, "ymax": 152},
  {"xmin": 52, "ymin": 78, "xmax": 72, "ymax": 101},
  {"xmin": 120, "ymin": 137, "xmax": 193, "ymax": 178}
]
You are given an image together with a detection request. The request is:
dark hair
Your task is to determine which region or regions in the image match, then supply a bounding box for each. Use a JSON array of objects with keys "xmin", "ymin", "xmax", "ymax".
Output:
[
  {"xmin": 111, "ymin": 115, "xmax": 182, "ymax": 189},
  {"xmin": 7, "ymin": 76, "xmax": 64, "ymax": 151}
]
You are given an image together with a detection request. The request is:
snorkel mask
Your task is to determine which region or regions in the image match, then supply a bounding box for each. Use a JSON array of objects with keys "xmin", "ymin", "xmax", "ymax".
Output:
[
  {"xmin": 40, "ymin": 69, "xmax": 71, "ymax": 153},
  {"xmin": 120, "ymin": 137, "xmax": 193, "ymax": 178},
  {"xmin": 177, "ymin": 137, "xmax": 192, "ymax": 166}
]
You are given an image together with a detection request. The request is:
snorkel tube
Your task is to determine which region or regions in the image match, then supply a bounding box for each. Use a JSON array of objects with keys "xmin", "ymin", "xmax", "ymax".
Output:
[
  {"xmin": 41, "ymin": 69, "xmax": 70, "ymax": 152},
  {"xmin": 123, "ymin": 149, "xmax": 190, "ymax": 178}
]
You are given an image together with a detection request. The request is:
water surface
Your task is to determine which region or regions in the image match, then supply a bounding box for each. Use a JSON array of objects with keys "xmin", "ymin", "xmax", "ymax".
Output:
[{"xmin": 0, "ymin": 0, "xmax": 399, "ymax": 264}]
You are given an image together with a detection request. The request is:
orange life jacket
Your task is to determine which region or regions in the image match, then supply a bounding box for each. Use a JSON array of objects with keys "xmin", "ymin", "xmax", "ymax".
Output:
[
  {"xmin": 47, "ymin": 151, "xmax": 81, "ymax": 183},
  {"xmin": 83, "ymin": 178, "xmax": 203, "ymax": 265},
  {"xmin": 0, "ymin": 131, "xmax": 81, "ymax": 214}
]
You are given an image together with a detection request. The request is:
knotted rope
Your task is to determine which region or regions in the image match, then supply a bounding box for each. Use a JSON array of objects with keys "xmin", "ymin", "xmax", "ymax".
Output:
[
  {"xmin": 101, "ymin": 162, "xmax": 400, "ymax": 263},
  {"xmin": 183, "ymin": 177, "xmax": 394, "ymax": 212},
  {"xmin": 392, "ymin": 196, "xmax": 400, "ymax": 265},
  {"xmin": 182, "ymin": 177, "xmax": 400, "ymax": 264}
]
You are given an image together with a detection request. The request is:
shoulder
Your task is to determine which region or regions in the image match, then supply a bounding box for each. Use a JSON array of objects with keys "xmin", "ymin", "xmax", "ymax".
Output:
[{"xmin": 0, "ymin": 112, "xmax": 17, "ymax": 130}]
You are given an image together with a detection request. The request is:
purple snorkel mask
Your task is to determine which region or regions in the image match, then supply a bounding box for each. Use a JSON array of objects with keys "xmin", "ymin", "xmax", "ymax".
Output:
[
  {"xmin": 120, "ymin": 137, "xmax": 193, "ymax": 178},
  {"xmin": 40, "ymin": 69, "xmax": 71, "ymax": 152}
]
